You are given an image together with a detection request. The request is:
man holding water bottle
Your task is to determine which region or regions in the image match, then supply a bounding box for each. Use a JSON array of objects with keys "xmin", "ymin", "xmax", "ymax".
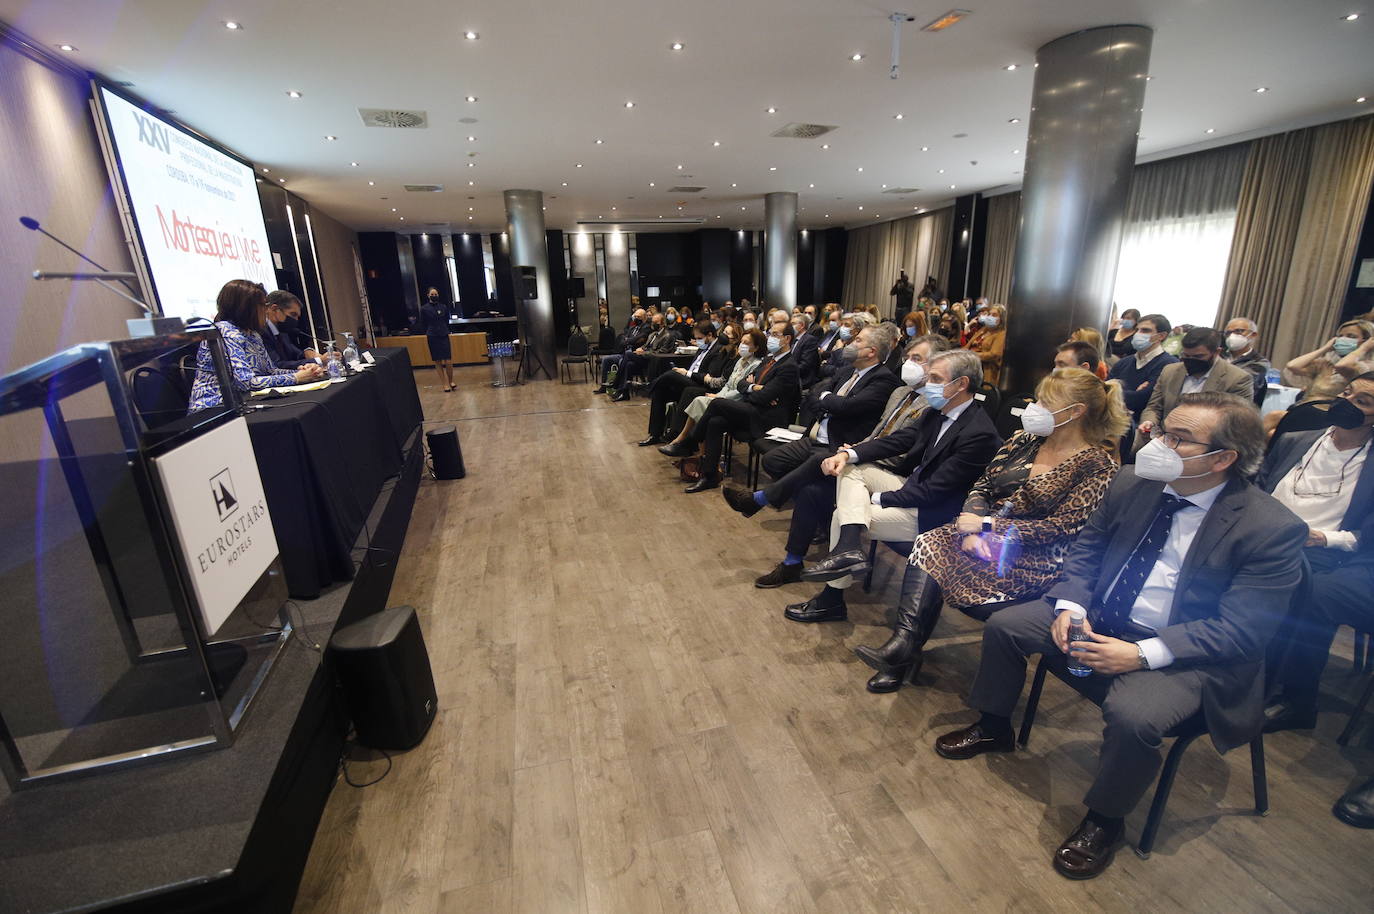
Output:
[{"xmin": 933, "ymin": 392, "xmax": 1306, "ymax": 880}]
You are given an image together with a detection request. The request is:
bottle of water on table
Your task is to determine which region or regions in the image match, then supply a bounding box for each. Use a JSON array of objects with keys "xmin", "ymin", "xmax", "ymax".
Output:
[
  {"xmin": 1066, "ymin": 609, "xmax": 1092, "ymax": 677},
  {"xmin": 325, "ymin": 341, "xmax": 343, "ymax": 379},
  {"xmin": 342, "ymin": 333, "xmax": 360, "ymax": 367}
]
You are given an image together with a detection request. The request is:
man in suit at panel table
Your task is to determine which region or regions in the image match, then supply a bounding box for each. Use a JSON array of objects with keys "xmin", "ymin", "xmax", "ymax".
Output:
[
  {"xmin": 778, "ymin": 349, "xmax": 1002, "ymax": 617},
  {"xmin": 790, "ymin": 312, "xmax": 822, "ymax": 388},
  {"xmin": 933, "ymin": 392, "xmax": 1306, "ymax": 879},
  {"xmin": 263, "ymin": 290, "xmax": 322, "ymax": 368},
  {"xmin": 661, "ymin": 318, "xmax": 801, "ymax": 493},
  {"xmin": 1134, "ymin": 327, "xmax": 1256, "ymax": 451},
  {"xmin": 637, "ymin": 320, "xmax": 732, "ymax": 447}
]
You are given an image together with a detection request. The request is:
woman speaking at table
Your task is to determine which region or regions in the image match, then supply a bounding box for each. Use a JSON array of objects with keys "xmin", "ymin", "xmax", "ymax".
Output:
[{"xmin": 189, "ymin": 279, "xmax": 326, "ymax": 411}]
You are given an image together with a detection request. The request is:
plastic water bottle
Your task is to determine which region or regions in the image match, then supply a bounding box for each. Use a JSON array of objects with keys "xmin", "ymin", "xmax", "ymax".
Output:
[
  {"xmin": 342, "ymin": 333, "xmax": 360, "ymax": 366},
  {"xmin": 1066, "ymin": 609, "xmax": 1092, "ymax": 677},
  {"xmin": 1265, "ymin": 367, "xmax": 1281, "ymax": 387},
  {"xmin": 325, "ymin": 342, "xmax": 343, "ymax": 379}
]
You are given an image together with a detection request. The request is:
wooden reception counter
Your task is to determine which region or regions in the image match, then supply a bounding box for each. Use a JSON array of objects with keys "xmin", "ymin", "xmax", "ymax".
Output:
[{"xmin": 375, "ymin": 333, "xmax": 488, "ymax": 367}]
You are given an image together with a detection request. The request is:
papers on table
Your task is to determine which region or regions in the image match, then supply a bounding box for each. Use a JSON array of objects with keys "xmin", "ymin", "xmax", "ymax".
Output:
[
  {"xmin": 251, "ymin": 379, "xmax": 333, "ymax": 396},
  {"xmin": 764, "ymin": 427, "xmax": 804, "ymax": 442}
]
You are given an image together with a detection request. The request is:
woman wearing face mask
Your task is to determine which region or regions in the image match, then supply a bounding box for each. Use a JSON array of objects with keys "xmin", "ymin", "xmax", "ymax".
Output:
[
  {"xmin": 419, "ymin": 287, "xmax": 455, "ymax": 392},
  {"xmin": 902, "ymin": 310, "xmax": 929, "ymax": 341},
  {"xmin": 967, "ymin": 303, "xmax": 1008, "ymax": 385},
  {"xmin": 1283, "ymin": 320, "xmax": 1374, "ymax": 401},
  {"xmin": 1108, "ymin": 308, "xmax": 1142, "ymax": 361},
  {"xmin": 658, "ymin": 327, "xmax": 764, "ymax": 453},
  {"xmin": 852, "ymin": 368, "xmax": 1127, "ymax": 691}
]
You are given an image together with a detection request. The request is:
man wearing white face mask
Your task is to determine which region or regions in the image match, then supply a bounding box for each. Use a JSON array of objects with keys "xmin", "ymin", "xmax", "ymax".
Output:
[
  {"xmin": 1222, "ymin": 317, "xmax": 1270, "ymax": 405},
  {"xmin": 1107, "ymin": 313, "xmax": 1178, "ymax": 429},
  {"xmin": 935, "ymin": 392, "xmax": 1306, "ymax": 880}
]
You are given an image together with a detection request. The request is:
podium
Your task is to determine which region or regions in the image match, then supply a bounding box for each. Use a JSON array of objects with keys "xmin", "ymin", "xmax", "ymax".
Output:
[{"xmin": 0, "ymin": 330, "xmax": 291, "ymax": 788}]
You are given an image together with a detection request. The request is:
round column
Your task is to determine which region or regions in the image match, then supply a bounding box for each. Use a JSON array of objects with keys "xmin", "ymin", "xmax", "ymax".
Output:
[
  {"xmin": 1001, "ymin": 25, "xmax": 1153, "ymax": 393},
  {"xmin": 503, "ymin": 189, "xmax": 555, "ymax": 380},
  {"xmin": 764, "ymin": 192, "xmax": 798, "ymax": 313}
]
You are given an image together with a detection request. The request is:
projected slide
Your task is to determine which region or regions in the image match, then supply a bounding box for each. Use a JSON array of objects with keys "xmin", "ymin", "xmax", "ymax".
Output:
[{"xmin": 98, "ymin": 86, "xmax": 275, "ymax": 320}]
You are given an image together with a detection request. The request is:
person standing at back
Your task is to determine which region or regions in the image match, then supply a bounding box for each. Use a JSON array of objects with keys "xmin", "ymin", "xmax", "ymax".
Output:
[
  {"xmin": 419, "ymin": 287, "xmax": 455, "ymax": 392},
  {"xmin": 891, "ymin": 270, "xmax": 915, "ymax": 323}
]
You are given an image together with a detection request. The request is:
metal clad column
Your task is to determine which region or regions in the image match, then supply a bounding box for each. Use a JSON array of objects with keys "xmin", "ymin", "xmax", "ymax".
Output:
[
  {"xmin": 1002, "ymin": 25, "xmax": 1152, "ymax": 393},
  {"xmin": 764, "ymin": 192, "xmax": 798, "ymax": 313},
  {"xmin": 503, "ymin": 189, "xmax": 555, "ymax": 379}
]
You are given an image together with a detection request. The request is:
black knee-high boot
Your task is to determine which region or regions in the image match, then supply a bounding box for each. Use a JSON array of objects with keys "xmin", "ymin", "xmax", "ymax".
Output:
[{"xmin": 853, "ymin": 562, "xmax": 943, "ymax": 693}]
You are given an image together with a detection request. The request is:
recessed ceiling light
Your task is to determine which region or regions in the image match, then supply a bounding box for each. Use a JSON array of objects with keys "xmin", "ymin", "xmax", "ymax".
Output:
[
  {"xmin": 676, "ymin": 164, "xmax": 683, "ymax": 169},
  {"xmin": 468, "ymin": 162, "xmax": 476, "ymax": 167},
  {"xmin": 561, "ymin": 182, "xmax": 568, "ymax": 186},
  {"xmin": 595, "ymin": 138, "xmax": 604, "ymax": 144},
  {"xmin": 1003, "ymin": 63, "xmax": 1018, "ymax": 71},
  {"xmin": 58, "ymin": 43, "xmax": 77, "ymax": 51},
  {"xmin": 399, "ymin": 216, "xmax": 404, "ymax": 220},
  {"xmin": 278, "ymin": 177, "xmax": 285, "ymax": 183},
  {"xmin": 731, "ymin": 182, "xmax": 738, "ymax": 187},
  {"xmin": 1012, "ymin": 149, "xmax": 1020, "ymax": 154},
  {"xmin": 463, "ymin": 30, "xmax": 479, "ymax": 40},
  {"xmin": 368, "ymin": 180, "xmax": 375, "ymax": 185},
  {"xmin": 287, "ymin": 90, "xmax": 302, "ymax": 98},
  {"xmin": 350, "ymin": 161, "xmax": 359, "ymax": 167},
  {"xmin": 712, "ymin": 140, "xmax": 721, "ymax": 147},
  {"xmin": 809, "ymin": 183, "xmax": 815, "ymax": 188},
  {"xmin": 881, "ymin": 184, "xmax": 887, "ymax": 188},
  {"xmin": 875, "ymin": 214, "xmax": 881, "ymax": 218},
  {"xmin": 1343, "ymin": 12, "xmax": 1360, "ymax": 20},
  {"xmin": 624, "ymin": 100, "xmax": 635, "ymax": 108},
  {"xmin": 1008, "ymin": 117, "xmax": 1021, "ymax": 124},
  {"xmin": 858, "ymin": 205, "xmax": 864, "ymax": 210},
  {"xmin": 391, "ymin": 208, "xmax": 397, "ymax": 212},
  {"xmin": 1205, "ymin": 127, "xmax": 1216, "ymax": 134},
  {"xmin": 824, "ymin": 213, "xmax": 830, "ymax": 218},
  {"xmin": 648, "ymin": 182, "xmax": 656, "ymax": 187},
  {"xmin": 1145, "ymin": 75, "xmax": 1153, "ymax": 81},
  {"xmin": 468, "ymin": 207, "xmax": 474, "ymax": 212},
  {"xmin": 894, "ymin": 113, "xmax": 904, "ymax": 120},
  {"xmin": 851, "ymin": 53, "xmax": 864, "ymax": 61},
  {"xmin": 611, "ymin": 206, "xmax": 617, "ymax": 211},
  {"xmin": 670, "ymin": 41, "xmax": 684, "ymax": 51},
  {"xmin": 224, "ymin": 21, "xmax": 241, "ymax": 30},
  {"xmin": 261, "ymin": 167, "xmax": 270, "ymax": 173},
  {"xmin": 821, "ymin": 143, "xmax": 830, "ymax": 150},
  {"xmin": 938, "ymin": 168, "xmax": 945, "ymax": 174},
  {"xmin": 921, "ymin": 145, "xmax": 929, "ymax": 152},
  {"xmin": 856, "ymin": 166, "xmax": 864, "ymax": 172},
  {"xmin": 769, "ymin": 166, "xmax": 777, "ymax": 171},
  {"xmin": 467, "ymin": 135, "xmax": 476, "ymax": 142},
  {"xmin": 465, "ymin": 95, "xmax": 478, "ymax": 102},
  {"xmin": 766, "ymin": 106, "xmax": 777, "ymax": 114},
  {"xmin": 1359, "ymin": 96, "xmax": 1369, "ymax": 103},
  {"xmin": 950, "ymin": 184, "xmax": 956, "ymax": 189},
  {"xmin": 469, "ymin": 216, "xmax": 474, "ymax": 221},
  {"xmin": 716, "ymin": 215, "xmax": 721, "ymax": 219},
  {"xmin": 575, "ymin": 162, "xmax": 583, "ymax": 167},
  {"xmin": 1255, "ymin": 86, "xmax": 1269, "ymax": 93},
  {"xmin": 740, "ymin": 206, "xmax": 746, "ymax": 210},
  {"xmin": 325, "ymin": 135, "xmax": 337, "ymax": 141},
  {"xmin": 468, "ymin": 180, "xmax": 475, "ymax": 185}
]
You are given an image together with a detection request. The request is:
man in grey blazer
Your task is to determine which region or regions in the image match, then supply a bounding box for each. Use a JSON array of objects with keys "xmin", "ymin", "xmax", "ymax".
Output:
[
  {"xmin": 1135, "ymin": 327, "xmax": 1257, "ymax": 451},
  {"xmin": 934, "ymin": 392, "xmax": 1307, "ymax": 879}
]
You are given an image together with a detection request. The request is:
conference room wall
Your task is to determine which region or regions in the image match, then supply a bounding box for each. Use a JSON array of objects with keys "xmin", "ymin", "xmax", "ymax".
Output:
[
  {"xmin": 308, "ymin": 207, "xmax": 366, "ymax": 344},
  {"xmin": 409, "ymin": 233, "xmax": 452, "ymax": 307},
  {"xmin": 0, "ymin": 29, "xmax": 142, "ymax": 379}
]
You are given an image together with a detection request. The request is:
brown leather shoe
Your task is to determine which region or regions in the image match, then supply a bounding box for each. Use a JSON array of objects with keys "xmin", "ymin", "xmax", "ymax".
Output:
[
  {"xmin": 933, "ymin": 723, "xmax": 1015, "ymax": 760},
  {"xmin": 1052, "ymin": 816, "xmax": 1124, "ymax": 880}
]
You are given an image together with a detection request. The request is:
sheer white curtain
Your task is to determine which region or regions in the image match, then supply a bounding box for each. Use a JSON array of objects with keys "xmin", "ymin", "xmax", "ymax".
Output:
[{"xmin": 1112, "ymin": 144, "xmax": 1249, "ymax": 328}]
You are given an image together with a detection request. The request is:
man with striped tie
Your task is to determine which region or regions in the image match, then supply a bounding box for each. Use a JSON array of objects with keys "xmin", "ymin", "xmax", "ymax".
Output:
[{"xmin": 933, "ymin": 392, "xmax": 1306, "ymax": 880}]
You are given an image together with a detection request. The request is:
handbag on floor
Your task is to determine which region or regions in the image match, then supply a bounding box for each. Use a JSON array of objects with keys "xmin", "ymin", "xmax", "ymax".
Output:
[{"xmin": 675, "ymin": 457, "xmax": 701, "ymax": 481}]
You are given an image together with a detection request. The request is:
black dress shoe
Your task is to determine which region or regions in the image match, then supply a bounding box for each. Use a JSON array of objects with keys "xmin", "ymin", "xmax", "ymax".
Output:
[
  {"xmin": 784, "ymin": 593, "xmax": 848, "ymax": 623},
  {"xmin": 593, "ymin": 385, "xmax": 609, "ymax": 394},
  {"xmin": 801, "ymin": 549, "xmax": 870, "ymax": 582},
  {"xmin": 684, "ymin": 474, "xmax": 721, "ymax": 494},
  {"xmin": 1263, "ymin": 699, "xmax": 1318, "ymax": 733},
  {"xmin": 933, "ymin": 723, "xmax": 1015, "ymax": 760},
  {"xmin": 723, "ymin": 483, "xmax": 765, "ymax": 518},
  {"xmin": 865, "ymin": 657, "xmax": 923, "ymax": 693},
  {"xmin": 637, "ymin": 435, "xmax": 663, "ymax": 447},
  {"xmin": 610, "ymin": 389, "xmax": 630, "ymax": 401},
  {"xmin": 754, "ymin": 562, "xmax": 802, "ymax": 588},
  {"xmin": 1052, "ymin": 816, "xmax": 1124, "ymax": 880},
  {"xmin": 1334, "ymin": 776, "xmax": 1374, "ymax": 829},
  {"xmin": 659, "ymin": 441, "xmax": 694, "ymax": 458}
]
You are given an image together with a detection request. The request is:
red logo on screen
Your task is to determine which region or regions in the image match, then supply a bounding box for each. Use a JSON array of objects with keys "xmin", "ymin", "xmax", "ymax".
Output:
[{"xmin": 155, "ymin": 205, "xmax": 262, "ymax": 267}]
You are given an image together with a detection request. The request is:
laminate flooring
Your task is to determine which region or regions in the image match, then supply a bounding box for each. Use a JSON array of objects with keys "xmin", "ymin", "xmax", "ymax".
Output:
[{"xmin": 294, "ymin": 365, "xmax": 1374, "ymax": 914}]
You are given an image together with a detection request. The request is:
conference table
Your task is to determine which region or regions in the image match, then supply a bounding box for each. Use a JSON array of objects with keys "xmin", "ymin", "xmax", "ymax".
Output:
[{"xmin": 246, "ymin": 347, "xmax": 423, "ymax": 598}]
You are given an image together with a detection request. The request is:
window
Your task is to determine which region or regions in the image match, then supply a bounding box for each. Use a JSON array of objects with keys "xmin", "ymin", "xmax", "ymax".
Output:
[{"xmin": 1112, "ymin": 210, "xmax": 1239, "ymax": 328}]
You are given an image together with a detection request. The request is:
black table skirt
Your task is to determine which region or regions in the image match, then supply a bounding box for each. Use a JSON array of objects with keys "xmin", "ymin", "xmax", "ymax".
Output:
[{"xmin": 247, "ymin": 349, "xmax": 422, "ymax": 598}]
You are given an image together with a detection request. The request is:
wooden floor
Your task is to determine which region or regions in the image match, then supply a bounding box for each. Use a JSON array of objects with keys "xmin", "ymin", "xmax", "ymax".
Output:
[{"xmin": 294, "ymin": 364, "xmax": 1374, "ymax": 914}]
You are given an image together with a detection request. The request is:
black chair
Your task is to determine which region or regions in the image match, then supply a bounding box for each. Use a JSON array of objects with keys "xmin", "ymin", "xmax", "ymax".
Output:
[
  {"xmin": 862, "ymin": 539, "xmax": 915, "ymax": 591},
  {"xmin": 1339, "ymin": 628, "xmax": 1374, "ymax": 746},
  {"xmin": 994, "ymin": 393, "xmax": 1033, "ymax": 441},
  {"xmin": 1269, "ymin": 399, "xmax": 1336, "ymax": 450},
  {"xmin": 747, "ymin": 437, "xmax": 788, "ymax": 490},
  {"xmin": 561, "ymin": 331, "xmax": 592, "ymax": 384},
  {"xmin": 976, "ymin": 382, "xmax": 1001, "ymax": 418},
  {"xmin": 1017, "ymin": 653, "xmax": 1269, "ymax": 859}
]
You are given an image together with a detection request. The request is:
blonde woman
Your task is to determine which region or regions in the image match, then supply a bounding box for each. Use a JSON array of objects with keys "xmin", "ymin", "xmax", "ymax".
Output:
[
  {"xmin": 1068, "ymin": 327, "xmax": 1110, "ymax": 380},
  {"xmin": 1286, "ymin": 320, "xmax": 1374, "ymax": 399},
  {"xmin": 853, "ymin": 367, "xmax": 1127, "ymax": 691},
  {"xmin": 968, "ymin": 303, "xmax": 1008, "ymax": 385}
]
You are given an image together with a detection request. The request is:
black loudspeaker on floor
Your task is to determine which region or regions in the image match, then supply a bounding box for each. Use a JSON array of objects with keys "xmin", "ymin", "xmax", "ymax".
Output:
[
  {"xmin": 328, "ymin": 605, "xmax": 438, "ymax": 750},
  {"xmin": 426, "ymin": 425, "xmax": 466, "ymax": 479}
]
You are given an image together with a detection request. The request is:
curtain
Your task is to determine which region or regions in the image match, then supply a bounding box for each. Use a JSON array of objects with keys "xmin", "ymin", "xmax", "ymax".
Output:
[
  {"xmin": 1112, "ymin": 143, "xmax": 1249, "ymax": 327},
  {"xmin": 841, "ymin": 207, "xmax": 952, "ymax": 315},
  {"xmin": 1272, "ymin": 116, "xmax": 1374, "ymax": 364},
  {"xmin": 981, "ymin": 192, "xmax": 1021, "ymax": 304}
]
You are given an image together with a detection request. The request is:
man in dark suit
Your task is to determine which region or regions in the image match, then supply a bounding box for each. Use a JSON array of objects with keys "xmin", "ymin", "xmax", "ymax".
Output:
[
  {"xmin": 637, "ymin": 321, "xmax": 732, "ymax": 446},
  {"xmin": 1259, "ymin": 372, "xmax": 1374, "ymax": 827},
  {"xmin": 594, "ymin": 307, "xmax": 649, "ymax": 392},
  {"xmin": 780, "ymin": 349, "xmax": 1002, "ymax": 618},
  {"xmin": 663, "ymin": 319, "xmax": 800, "ymax": 492},
  {"xmin": 933, "ymin": 392, "xmax": 1306, "ymax": 879},
  {"xmin": 1135, "ymin": 327, "xmax": 1257, "ymax": 450},
  {"xmin": 264, "ymin": 290, "xmax": 321, "ymax": 368},
  {"xmin": 790, "ymin": 312, "xmax": 822, "ymax": 387}
]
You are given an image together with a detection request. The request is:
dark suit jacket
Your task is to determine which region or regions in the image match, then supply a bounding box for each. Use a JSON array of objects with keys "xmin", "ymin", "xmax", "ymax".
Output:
[
  {"xmin": 736, "ymin": 352, "xmax": 801, "ymax": 431},
  {"xmin": 1047, "ymin": 469, "xmax": 1308, "ymax": 753},
  {"xmin": 803, "ymin": 363, "xmax": 901, "ymax": 449},
  {"xmin": 850, "ymin": 399, "xmax": 1002, "ymax": 531},
  {"xmin": 791, "ymin": 331, "xmax": 821, "ymax": 387},
  {"xmin": 682, "ymin": 340, "xmax": 732, "ymax": 385},
  {"xmin": 263, "ymin": 322, "xmax": 310, "ymax": 368},
  {"xmin": 1139, "ymin": 358, "xmax": 1257, "ymax": 432},
  {"xmin": 1258, "ymin": 429, "xmax": 1374, "ymax": 566}
]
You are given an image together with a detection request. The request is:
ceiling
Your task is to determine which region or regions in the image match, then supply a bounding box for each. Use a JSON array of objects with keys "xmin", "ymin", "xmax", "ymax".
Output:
[{"xmin": 4, "ymin": 0, "xmax": 1372, "ymax": 234}]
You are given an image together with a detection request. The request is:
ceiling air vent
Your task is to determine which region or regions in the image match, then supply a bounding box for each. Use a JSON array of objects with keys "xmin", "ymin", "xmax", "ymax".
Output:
[
  {"xmin": 882, "ymin": 187, "xmax": 921, "ymax": 194},
  {"xmin": 667, "ymin": 186, "xmax": 706, "ymax": 194},
  {"xmin": 771, "ymin": 122, "xmax": 837, "ymax": 140},
  {"xmin": 404, "ymin": 184, "xmax": 444, "ymax": 192},
  {"xmin": 358, "ymin": 108, "xmax": 429, "ymax": 128}
]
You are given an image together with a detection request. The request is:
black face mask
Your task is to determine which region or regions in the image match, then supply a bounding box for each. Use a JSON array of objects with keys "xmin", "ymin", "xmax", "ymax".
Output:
[
  {"xmin": 1182, "ymin": 356, "xmax": 1213, "ymax": 376},
  {"xmin": 1328, "ymin": 396, "xmax": 1369, "ymax": 430},
  {"xmin": 280, "ymin": 315, "xmax": 299, "ymax": 331}
]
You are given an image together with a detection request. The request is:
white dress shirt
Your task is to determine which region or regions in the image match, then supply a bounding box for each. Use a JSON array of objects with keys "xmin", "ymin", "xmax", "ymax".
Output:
[
  {"xmin": 1055, "ymin": 479, "xmax": 1228, "ymax": 670},
  {"xmin": 816, "ymin": 363, "xmax": 875, "ymax": 445},
  {"xmin": 1135, "ymin": 344, "xmax": 1164, "ymax": 369},
  {"xmin": 1180, "ymin": 364, "xmax": 1213, "ymax": 395},
  {"xmin": 685, "ymin": 341, "xmax": 713, "ymax": 375},
  {"xmin": 1271, "ymin": 432, "xmax": 1368, "ymax": 551}
]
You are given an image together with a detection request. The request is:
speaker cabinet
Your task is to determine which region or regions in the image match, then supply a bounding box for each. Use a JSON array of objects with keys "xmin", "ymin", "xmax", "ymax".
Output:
[
  {"xmin": 568, "ymin": 277, "xmax": 586, "ymax": 299},
  {"xmin": 426, "ymin": 425, "xmax": 466, "ymax": 479},
  {"xmin": 329, "ymin": 606, "xmax": 437, "ymax": 750},
  {"xmin": 518, "ymin": 265, "xmax": 538, "ymax": 300}
]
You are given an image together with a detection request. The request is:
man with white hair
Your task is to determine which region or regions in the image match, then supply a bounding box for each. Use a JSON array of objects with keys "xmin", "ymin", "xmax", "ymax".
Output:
[{"xmin": 1223, "ymin": 316, "xmax": 1270, "ymax": 406}]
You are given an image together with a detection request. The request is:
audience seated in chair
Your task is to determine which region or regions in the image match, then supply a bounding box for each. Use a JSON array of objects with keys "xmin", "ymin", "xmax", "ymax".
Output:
[
  {"xmin": 1222, "ymin": 317, "xmax": 1271, "ymax": 406},
  {"xmin": 843, "ymin": 366, "xmax": 1127, "ymax": 692},
  {"xmin": 656, "ymin": 326, "xmax": 761, "ymax": 453},
  {"xmin": 1108, "ymin": 314, "xmax": 1178, "ymax": 430},
  {"xmin": 660, "ymin": 318, "xmax": 800, "ymax": 493},
  {"xmin": 790, "ymin": 312, "xmax": 821, "ymax": 388},
  {"xmin": 966, "ymin": 303, "xmax": 1008, "ymax": 385},
  {"xmin": 932, "ymin": 392, "xmax": 1306, "ymax": 880},
  {"xmin": 605, "ymin": 311, "xmax": 677, "ymax": 401},
  {"xmin": 1260, "ymin": 371, "xmax": 1374, "ymax": 829},
  {"xmin": 1135, "ymin": 327, "xmax": 1256, "ymax": 451},
  {"xmin": 818, "ymin": 312, "xmax": 876, "ymax": 381},
  {"xmin": 594, "ymin": 308, "xmax": 651, "ymax": 392},
  {"xmin": 637, "ymin": 320, "xmax": 733, "ymax": 446}
]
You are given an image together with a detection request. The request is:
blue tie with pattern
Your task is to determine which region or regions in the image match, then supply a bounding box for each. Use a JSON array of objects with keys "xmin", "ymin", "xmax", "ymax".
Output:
[{"xmin": 1094, "ymin": 494, "xmax": 1193, "ymax": 636}]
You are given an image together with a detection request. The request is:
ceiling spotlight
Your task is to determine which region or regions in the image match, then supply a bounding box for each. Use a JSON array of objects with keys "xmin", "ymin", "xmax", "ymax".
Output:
[
  {"xmin": 575, "ymin": 162, "xmax": 583, "ymax": 167},
  {"xmin": 261, "ymin": 167, "xmax": 270, "ymax": 173},
  {"xmin": 649, "ymin": 182, "xmax": 656, "ymax": 187},
  {"xmin": 391, "ymin": 208, "xmax": 397, "ymax": 212},
  {"xmin": 670, "ymin": 41, "xmax": 684, "ymax": 51},
  {"xmin": 277, "ymin": 177, "xmax": 285, "ymax": 183},
  {"xmin": 769, "ymin": 166, "xmax": 777, "ymax": 171},
  {"xmin": 1008, "ymin": 117, "xmax": 1021, "ymax": 124},
  {"xmin": 468, "ymin": 135, "xmax": 476, "ymax": 142},
  {"xmin": 224, "ymin": 21, "xmax": 242, "ymax": 30},
  {"xmin": 894, "ymin": 113, "xmax": 904, "ymax": 120},
  {"xmin": 921, "ymin": 145, "xmax": 929, "ymax": 151},
  {"xmin": 624, "ymin": 100, "xmax": 635, "ymax": 108},
  {"xmin": 468, "ymin": 216, "xmax": 474, "ymax": 221},
  {"xmin": 676, "ymin": 164, "xmax": 684, "ymax": 169},
  {"xmin": 950, "ymin": 184, "xmax": 956, "ymax": 189},
  {"xmin": 712, "ymin": 140, "xmax": 721, "ymax": 147},
  {"xmin": 938, "ymin": 169, "xmax": 945, "ymax": 174},
  {"xmin": 766, "ymin": 106, "xmax": 777, "ymax": 114},
  {"xmin": 1343, "ymin": 12, "xmax": 1360, "ymax": 20},
  {"xmin": 611, "ymin": 206, "xmax": 617, "ymax": 211},
  {"xmin": 1205, "ymin": 127, "xmax": 1215, "ymax": 134},
  {"xmin": 399, "ymin": 216, "xmax": 404, "ymax": 221},
  {"xmin": 286, "ymin": 90, "xmax": 302, "ymax": 98},
  {"xmin": 825, "ymin": 214, "xmax": 830, "ymax": 218},
  {"xmin": 561, "ymin": 182, "xmax": 568, "ymax": 186},
  {"xmin": 1255, "ymin": 86, "xmax": 1269, "ymax": 93},
  {"xmin": 58, "ymin": 43, "xmax": 77, "ymax": 51},
  {"xmin": 851, "ymin": 53, "xmax": 864, "ymax": 61},
  {"xmin": 350, "ymin": 161, "xmax": 359, "ymax": 166},
  {"xmin": 875, "ymin": 214, "xmax": 881, "ymax": 218},
  {"xmin": 465, "ymin": 95, "xmax": 478, "ymax": 102},
  {"xmin": 1012, "ymin": 149, "xmax": 1020, "ymax": 154},
  {"xmin": 468, "ymin": 207, "xmax": 474, "ymax": 212},
  {"xmin": 821, "ymin": 143, "xmax": 830, "ymax": 150},
  {"xmin": 468, "ymin": 161, "xmax": 476, "ymax": 167},
  {"xmin": 856, "ymin": 166, "xmax": 864, "ymax": 172},
  {"xmin": 463, "ymin": 30, "xmax": 479, "ymax": 40},
  {"xmin": 731, "ymin": 182, "xmax": 738, "ymax": 187},
  {"xmin": 858, "ymin": 205, "xmax": 864, "ymax": 210},
  {"xmin": 1359, "ymin": 96, "xmax": 1369, "ymax": 103},
  {"xmin": 368, "ymin": 180, "xmax": 375, "ymax": 186},
  {"xmin": 1003, "ymin": 63, "xmax": 1018, "ymax": 71},
  {"xmin": 468, "ymin": 180, "xmax": 475, "ymax": 185},
  {"xmin": 740, "ymin": 206, "xmax": 746, "ymax": 210},
  {"xmin": 809, "ymin": 183, "xmax": 815, "ymax": 188},
  {"xmin": 325, "ymin": 135, "xmax": 337, "ymax": 141},
  {"xmin": 595, "ymin": 138, "xmax": 603, "ymax": 144}
]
